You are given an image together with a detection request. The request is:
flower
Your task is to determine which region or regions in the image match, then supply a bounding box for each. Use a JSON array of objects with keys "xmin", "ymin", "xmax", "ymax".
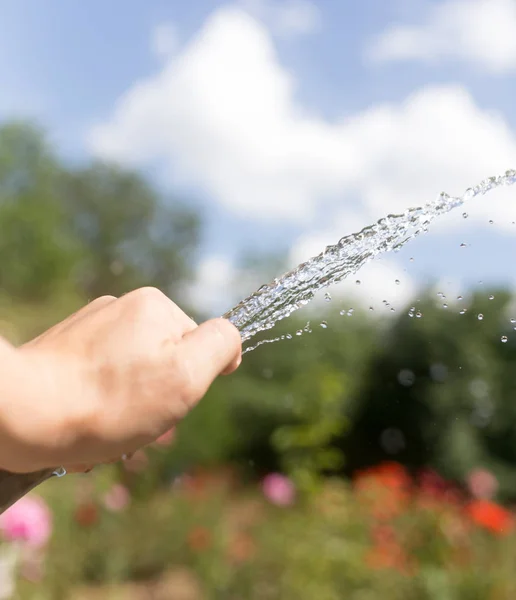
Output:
[
  {"xmin": 0, "ymin": 496, "xmax": 52, "ymax": 549},
  {"xmin": 466, "ymin": 499, "xmax": 514, "ymax": 535},
  {"xmin": 417, "ymin": 468, "xmax": 462, "ymax": 510},
  {"xmin": 467, "ymin": 469, "xmax": 498, "ymax": 500},
  {"xmin": 228, "ymin": 531, "xmax": 256, "ymax": 563},
  {"xmin": 187, "ymin": 527, "xmax": 212, "ymax": 552},
  {"xmin": 354, "ymin": 462, "xmax": 411, "ymax": 520},
  {"xmin": 262, "ymin": 474, "xmax": 295, "ymax": 507},
  {"xmin": 74, "ymin": 502, "xmax": 99, "ymax": 527},
  {"xmin": 103, "ymin": 484, "xmax": 131, "ymax": 512},
  {"xmin": 355, "ymin": 462, "xmax": 411, "ymax": 491},
  {"xmin": 365, "ymin": 540, "xmax": 411, "ymax": 574}
]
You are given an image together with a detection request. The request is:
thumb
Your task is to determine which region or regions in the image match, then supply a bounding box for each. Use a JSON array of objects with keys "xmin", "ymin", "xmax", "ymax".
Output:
[{"xmin": 177, "ymin": 318, "xmax": 242, "ymax": 402}]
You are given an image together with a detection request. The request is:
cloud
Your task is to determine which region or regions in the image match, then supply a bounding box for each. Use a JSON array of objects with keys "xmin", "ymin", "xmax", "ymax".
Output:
[
  {"xmin": 184, "ymin": 255, "xmax": 265, "ymax": 317},
  {"xmin": 366, "ymin": 0, "xmax": 516, "ymax": 74},
  {"xmin": 184, "ymin": 256, "xmax": 237, "ymax": 317},
  {"xmin": 89, "ymin": 4, "xmax": 516, "ymax": 231},
  {"xmin": 151, "ymin": 23, "xmax": 179, "ymax": 59},
  {"xmin": 240, "ymin": 0, "xmax": 322, "ymax": 38}
]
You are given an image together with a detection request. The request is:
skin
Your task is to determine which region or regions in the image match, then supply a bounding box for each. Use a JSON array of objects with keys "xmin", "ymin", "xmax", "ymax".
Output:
[{"xmin": 0, "ymin": 287, "xmax": 242, "ymax": 474}]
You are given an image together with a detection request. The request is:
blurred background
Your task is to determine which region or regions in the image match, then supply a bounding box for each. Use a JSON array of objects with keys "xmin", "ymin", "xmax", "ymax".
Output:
[{"xmin": 1, "ymin": 0, "xmax": 516, "ymax": 598}]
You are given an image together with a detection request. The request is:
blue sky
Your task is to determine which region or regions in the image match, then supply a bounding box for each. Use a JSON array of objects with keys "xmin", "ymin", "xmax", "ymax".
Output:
[{"xmin": 1, "ymin": 0, "xmax": 516, "ymax": 320}]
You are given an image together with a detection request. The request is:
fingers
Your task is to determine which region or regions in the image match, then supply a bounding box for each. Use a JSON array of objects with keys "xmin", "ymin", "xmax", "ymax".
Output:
[{"xmin": 177, "ymin": 318, "xmax": 242, "ymax": 404}]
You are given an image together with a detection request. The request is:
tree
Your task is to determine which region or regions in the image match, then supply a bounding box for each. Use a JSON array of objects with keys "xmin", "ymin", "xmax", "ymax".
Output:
[
  {"xmin": 0, "ymin": 121, "xmax": 81, "ymax": 300},
  {"xmin": 60, "ymin": 162, "xmax": 200, "ymax": 300}
]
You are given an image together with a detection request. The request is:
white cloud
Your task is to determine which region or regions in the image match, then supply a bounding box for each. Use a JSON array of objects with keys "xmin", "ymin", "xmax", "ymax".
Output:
[
  {"xmin": 184, "ymin": 256, "xmax": 237, "ymax": 317},
  {"xmin": 89, "ymin": 4, "xmax": 516, "ymax": 232},
  {"xmin": 184, "ymin": 255, "xmax": 264, "ymax": 317},
  {"xmin": 240, "ymin": 0, "xmax": 322, "ymax": 38},
  {"xmin": 367, "ymin": 0, "xmax": 516, "ymax": 74},
  {"xmin": 151, "ymin": 23, "xmax": 179, "ymax": 58}
]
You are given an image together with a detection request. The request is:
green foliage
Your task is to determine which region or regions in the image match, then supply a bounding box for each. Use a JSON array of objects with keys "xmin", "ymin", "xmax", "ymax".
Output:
[
  {"xmin": 0, "ymin": 121, "xmax": 200, "ymax": 309},
  {"xmin": 60, "ymin": 162, "xmax": 200, "ymax": 299},
  {"xmin": 343, "ymin": 288, "xmax": 516, "ymax": 500}
]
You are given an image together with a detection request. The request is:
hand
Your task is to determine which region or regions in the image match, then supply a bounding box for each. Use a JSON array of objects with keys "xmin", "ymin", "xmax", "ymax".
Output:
[{"xmin": 4, "ymin": 288, "xmax": 241, "ymax": 473}]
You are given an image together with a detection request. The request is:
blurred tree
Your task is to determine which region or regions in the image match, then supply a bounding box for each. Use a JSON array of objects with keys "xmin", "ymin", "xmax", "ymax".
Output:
[
  {"xmin": 60, "ymin": 162, "xmax": 200, "ymax": 300},
  {"xmin": 341, "ymin": 288, "xmax": 516, "ymax": 499},
  {"xmin": 0, "ymin": 120, "xmax": 201, "ymax": 307},
  {"xmin": 0, "ymin": 121, "xmax": 81, "ymax": 300}
]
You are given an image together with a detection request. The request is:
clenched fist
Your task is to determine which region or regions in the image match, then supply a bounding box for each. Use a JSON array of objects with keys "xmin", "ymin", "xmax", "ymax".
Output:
[{"xmin": 0, "ymin": 287, "xmax": 241, "ymax": 473}]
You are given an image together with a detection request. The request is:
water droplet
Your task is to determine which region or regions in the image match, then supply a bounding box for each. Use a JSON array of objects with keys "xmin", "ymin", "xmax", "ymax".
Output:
[
  {"xmin": 511, "ymin": 318, "xmax": 516, "ymax": 324},
  {"xmin": 408, "ymin": 312, "xmax": 414, "ymax": 318},
  {"xmin": 489, "ymin": 220, "xmax": 494, "ymax": 225},
  {"xmin": 324, "ymin": 292, "xmax": 332, "ymax": 302},
  {"xmin": 390, "ymin": 307, "xmax": 396, "ymax": 312},
  {"xmin": 355, "ymin": 280, "xmax": 361, "ymax": 285},
  {"xmin": 320, "ymin": 321, "xmax": 328, "ymax": 329},
  {"xmin": 409, "ymin": 257, "xmax": 414, "ymax": 262},
  {"xmin": 286, "ymin": 334, "xmax": 292, "ymax": 340},
  {"xmin": 347, "ymin": 309, "xmax": 354, "ymax": 316},
  {"xmin": 296, "ymin": 330, "xmax": 303, "ymax": 336},
  {"xmin": 416, "ymin": 311, "xmax": 422, "ymax": 318},
  {"xmin": 339, "ymin": 309, "xmax": 346, "ymax": 316},
  {"xmin": 443, "ymin": 303, "xmax": 448, "ymax": 309},
  {"xmin": 489, "ymin": 294, "xmax": 495, "ymax": 300},
  {"xmin": 460, "ymin": 243, "xmax": 467, "ymax": 248},
  {"xmin": 460, "ymin": 309, "xmax": 467, "ymax": 315},
  {"xmin": 369, "ymin": 306, "xmax": 374, "ymax": 311},
  {"xmin": 501, "ymin": 336, "xmax": 508, "ymax": 343},
  {"xmin": 457, "ymin": 295, "xmax": 463, "ymax": 300},
  {"xmin": 478, "ymin": 314, "xmax": 484, "ymax": 321},
  {"xmin": 395, "ymin": 279, "xmax": 400, "ymax": 285},
  {"xmin": 462, "ymin": 212, "xmax": 468, "ymax": 219}
]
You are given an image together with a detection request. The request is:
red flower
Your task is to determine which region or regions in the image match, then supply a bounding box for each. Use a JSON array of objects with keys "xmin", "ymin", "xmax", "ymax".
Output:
[
  {"xmin": 466, "ymin": 500, "xmax": 514, "ymax": 536},
  {"xmin": 355, "ymin": 462, "xmax": 411, "ymax": 491},
  {"xmin": 187, "ymin": 526, "xmax": 212, "ymax": 552},
  {"xmin": 417, "ymin": 468, "xmax": 462, "ymax": 510},
  {"xmin": 366, "ymin": 539, "xmax": 413, "ymax": 575},
  {"xmin": 74, "ymin": 502, "xmax": 99, "ymax": 527},
  {"xmin": 228, "ymin": 531, "xmax": 256, "ymax": 563},
  {"xmin": 354, "ymin": 462, "xmax": 411, "ymax": 520}
]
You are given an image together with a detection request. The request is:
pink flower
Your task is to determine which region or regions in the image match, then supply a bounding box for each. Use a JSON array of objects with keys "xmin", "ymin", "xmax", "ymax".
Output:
[
  {"xmin": 0, "ymin": 496, "xmax": 52, "ymax": 548},
  {"xmin": 103, "ymin": 484, "xmax": 131, "ymax": 512},
  {"xmin": 262, "ymin": 473, "xmax": 295, "ymax": 506},
  {"xmin": 467, "ymin": 468, "xmax": 498, "ymax": 500}
]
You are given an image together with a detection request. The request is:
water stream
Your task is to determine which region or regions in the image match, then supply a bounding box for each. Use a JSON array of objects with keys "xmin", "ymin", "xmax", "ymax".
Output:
[{"xmin": 222, "ymin": 170, "xmax": 516, "ymax": 348}]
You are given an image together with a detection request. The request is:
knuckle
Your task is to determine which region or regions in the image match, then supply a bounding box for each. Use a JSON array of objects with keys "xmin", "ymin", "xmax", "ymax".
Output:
[
  {"xmin": 128, "ymin": 287, "xmax": 168, "ymax": 313},
  {"xmin": 92, "ymin": 295, "xmax": 116, "ymax": 305}
]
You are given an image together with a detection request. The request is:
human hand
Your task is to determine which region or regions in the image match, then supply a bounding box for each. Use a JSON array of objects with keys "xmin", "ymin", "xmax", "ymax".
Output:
[{"xmin": 5, "ymin": 288, "xmax": 241, "ymax": 473}]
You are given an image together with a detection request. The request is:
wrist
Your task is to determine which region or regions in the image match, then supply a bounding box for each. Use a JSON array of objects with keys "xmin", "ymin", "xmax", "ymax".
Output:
[{"xmin": 0, "ymin": 345, "xmax": 71, "ymax": 472}]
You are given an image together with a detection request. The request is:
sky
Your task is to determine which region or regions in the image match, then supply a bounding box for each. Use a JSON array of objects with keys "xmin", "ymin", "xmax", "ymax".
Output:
[{"xmin": 1, "ymin": 0, "xmax": 516, "ymax": 325}]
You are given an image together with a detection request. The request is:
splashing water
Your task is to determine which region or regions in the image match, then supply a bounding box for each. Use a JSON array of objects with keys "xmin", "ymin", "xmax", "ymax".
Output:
[{"xmin": 222, "ymin": 170, "xmax": 516, "ymax": 346}]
